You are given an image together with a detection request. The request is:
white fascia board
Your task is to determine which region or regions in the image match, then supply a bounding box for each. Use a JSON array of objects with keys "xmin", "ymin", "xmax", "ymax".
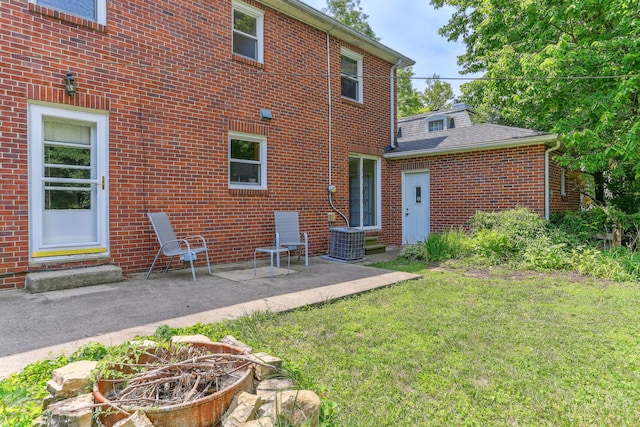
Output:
[
  {"xmin": 384, "ymin": 134, "xmax": 559, "ymax": 160},
  {"xmin": 255, "ymin": 0, "xmax": 415, "ymax": 67}
]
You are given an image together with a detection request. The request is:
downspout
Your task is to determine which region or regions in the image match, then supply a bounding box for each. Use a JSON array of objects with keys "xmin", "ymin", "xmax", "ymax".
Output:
[
  {"xmin": 326, "ymin": 31, "xmax": 349, "ymax": 226},
  {"xmin": 326, "ymin": 32, "xmax": 333, "ymax": 188},
  {"xmin": 544, "ymin": 139, "xmax": 561, "ymax": 220},
  {"xmin": 390, "ymin": 59, "xmax": 401, "ymax": 148}
]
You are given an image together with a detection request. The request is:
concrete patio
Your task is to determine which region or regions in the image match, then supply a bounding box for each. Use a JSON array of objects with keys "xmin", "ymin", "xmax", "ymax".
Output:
[{"xmin": 0, "ymin": 250, "xmax": 419, "ymax": 378}]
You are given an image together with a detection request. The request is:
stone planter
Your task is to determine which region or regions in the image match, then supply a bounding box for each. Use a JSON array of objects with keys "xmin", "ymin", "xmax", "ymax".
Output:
[{"xmin": 93, "ymin": 342, "xmax": 253, "ymax": 427}]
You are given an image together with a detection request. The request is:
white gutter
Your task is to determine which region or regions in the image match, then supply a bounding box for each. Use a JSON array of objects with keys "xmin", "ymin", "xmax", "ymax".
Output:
[
  {"xmin": 256, "ymin": 0, "xmax": 414, "ymax": 68},
  {"xmin": 544, "ymin": 139, "xmax": 561, "ymax": 220}
]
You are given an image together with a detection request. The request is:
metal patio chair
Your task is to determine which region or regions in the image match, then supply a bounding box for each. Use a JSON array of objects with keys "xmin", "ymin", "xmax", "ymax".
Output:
[
  {"xmin": 146, "ymin": 212, "xmax": 212, "ymax": 282},
  {"xmin": 274, "ymin": 211, "xmax": 309, "ymax": 267}
]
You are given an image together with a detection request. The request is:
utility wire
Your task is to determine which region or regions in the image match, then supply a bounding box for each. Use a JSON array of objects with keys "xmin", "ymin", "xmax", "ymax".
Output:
[{"xmin": 5, "ymin": 53, "xmax": 638, "ymax": 81}]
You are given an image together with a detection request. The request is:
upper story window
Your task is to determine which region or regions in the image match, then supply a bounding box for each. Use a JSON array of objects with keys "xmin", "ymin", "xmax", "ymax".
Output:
[
  {"xmin": 428, "ymin": 119, "xmax": 444, "ymax": 132},
  {"xmin": 232, "ymin": 1, "xmax": 264, "ymax": 63},
  {"xmin": 341, "ymin": 48, "xmax": 363, "ymax": 102},
  {"xmin": 31, "ymin": 0, "xmax": 106, "ymax": 24},
  {"xmin": 229, "ymin": 132, "xmax": 267, "ymax": 189}
]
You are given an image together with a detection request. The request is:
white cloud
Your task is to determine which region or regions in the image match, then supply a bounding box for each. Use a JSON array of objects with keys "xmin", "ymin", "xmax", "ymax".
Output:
[{"xmin": 300, "ymin": 0, "xmax": 480, "ymax": 95}]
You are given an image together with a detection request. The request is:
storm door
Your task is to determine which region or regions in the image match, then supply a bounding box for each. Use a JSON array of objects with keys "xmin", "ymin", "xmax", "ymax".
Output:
[{"xmin": 29, "ymin": 104, "xmax": 108, "ymax": 258}]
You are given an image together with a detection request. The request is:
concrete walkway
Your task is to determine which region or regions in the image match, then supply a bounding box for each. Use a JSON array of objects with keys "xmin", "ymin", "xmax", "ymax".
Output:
[{"xmin": 0, "ymin": 250, "xmax": 419, "ymax": 378}]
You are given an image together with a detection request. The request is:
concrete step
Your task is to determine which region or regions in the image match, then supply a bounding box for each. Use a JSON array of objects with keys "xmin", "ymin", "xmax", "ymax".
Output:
[
  {"xmin": 365, "ymin": 244, "xmax": 386, "ymax": 255},
  {"xmin": 25, "ymin": 265, "xmax": 123, "ymax": 293},
  {"xmin": 364, "ymin": 236, "xmax": 379, "ymax": 245}
]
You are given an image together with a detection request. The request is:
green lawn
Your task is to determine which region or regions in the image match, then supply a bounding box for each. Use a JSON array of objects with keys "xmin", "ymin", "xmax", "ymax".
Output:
[
  {"xmin": 240, "ymin": 264, "xmax": 640, "ymax": 426},
  {"xmin": 3, "ymin": 263, "xmax": 640, "ymax": 426}
]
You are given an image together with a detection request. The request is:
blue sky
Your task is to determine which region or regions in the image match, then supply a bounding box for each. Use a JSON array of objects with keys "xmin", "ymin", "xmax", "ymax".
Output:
[{"xmin": 302, "ymin": 0, "xmax": 478, "ymax": 96}]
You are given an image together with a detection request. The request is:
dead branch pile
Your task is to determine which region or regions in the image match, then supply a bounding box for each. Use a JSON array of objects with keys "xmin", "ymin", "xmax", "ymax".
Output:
[{"xmin": 98, "ymin": 345, "xmax": 253, "ymax": 408}]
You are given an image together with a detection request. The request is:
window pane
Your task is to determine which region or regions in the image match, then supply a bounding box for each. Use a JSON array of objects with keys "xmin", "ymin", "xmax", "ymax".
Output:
[
  {"xmin": 45, "ymin": 186, "xmax": 92, "ymax": 210},
  {"xmin": 230, "ymin": 162, "xmax": 260, "ymax": 184},
  {"xmin": 38, "ymin": 0, "xmax": 96, "ymax": 20},
  {"xmin": 341, "ymin": 56, "xmax": 358, "ymax": 77},
  {"xmin": 341, "ymin": 77, "xmax": 358, "ymax": 100},
  {"xmin": 349, "ymin": 158, "xmax": 361, "ymax": 227},
  {"xmin": 44, "ymin": 122, "xmax": 91, "ymax": 145},
  {"xmin": 349, "ymin": 157, "xmax": 378, "ymax": 227},
  {"xmin": 234, "ymin": 10, "xmax": 257, "ymax": 37},
  {"xmin": 231, "ymin": 139, "xmax": 259, "ymax": 161},
  {"xmin": 233, "ymin": 33, "xmax": 258, "ymax": 59},
  {"xmin": 428, "ymin": 120, "xmax": 444, "ymax": 132},
  {"xmin": 362, "ymin": 159, "xmax": 377, "ymax": 227},
  {"xmin": 45, "ymin": 145, "xmax": 91, "ymax": 167}
]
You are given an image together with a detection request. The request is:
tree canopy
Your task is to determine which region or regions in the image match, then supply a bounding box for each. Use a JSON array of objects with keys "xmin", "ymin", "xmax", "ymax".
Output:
[
  {"xmin": 432, "ymin": 0, "xmax": 640, "ymax": 212},
  {"xmin": 322, "ymin": 0, "xmax": 378, "ymax": 40},
  {"xmin": 322, "ymin": 1, "xmax": 455, "ymax": 117}
]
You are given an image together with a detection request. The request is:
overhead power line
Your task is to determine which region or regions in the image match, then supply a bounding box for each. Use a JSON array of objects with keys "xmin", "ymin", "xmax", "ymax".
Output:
[{"xmin": 5, "ymin": 52, "xmax": 639, "ymax": 82}]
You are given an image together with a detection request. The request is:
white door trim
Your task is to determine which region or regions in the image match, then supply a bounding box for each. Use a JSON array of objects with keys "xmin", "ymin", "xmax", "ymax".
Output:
[{"xmin": 28, "ymin": 102, "xmax": 109, "ymax": 260}]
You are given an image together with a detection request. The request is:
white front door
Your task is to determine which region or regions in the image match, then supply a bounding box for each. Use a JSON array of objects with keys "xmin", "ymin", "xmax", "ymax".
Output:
[
  {"xmin": 402, "ymin": 170, "xmax": 430, "ymax": 244},
  {"xmin": 29, "ymin": 104, "xmax": 109, "ymax": 258}
]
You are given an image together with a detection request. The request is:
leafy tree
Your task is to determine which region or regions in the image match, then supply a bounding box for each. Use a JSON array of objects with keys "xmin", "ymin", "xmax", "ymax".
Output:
[
  {"xmin": 323, "ymin": 1, "xmax": 431, "ymax": 118},
  {"xmin": 422, "ymin": 74, "xmax": 455, "ymax": 111},
  {"xmin": 397, "ymin": 67, "xmax": 424, "ymax": 117},
  {"xmin": 432, "ymin": 0, "xmax": 640, "ymax": 212},
  {"xmin": 322, "ymin": 0, "xmax": 378, "ymax": 40}
]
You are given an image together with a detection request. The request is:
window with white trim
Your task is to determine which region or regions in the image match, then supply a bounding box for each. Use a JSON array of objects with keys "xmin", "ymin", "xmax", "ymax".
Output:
[
  {"xmin": 31, "ymin": 0, "xmax": 106, "ymax": 24},
  {"xmin": 349, "ymin": 154, "xmax": 380, "ymax": 228},
  {"xmin": 428, "ymin": 119, "xmax": 444, "ymax": 132},
  {"xmin": 341, "ymin": 48, "xmax": 363, "ymax": 102},
  {"xmin": 561, "ymin": 168, "xmax": 567, "ymax": 197},
  {"xmin": 229, "ymin": 132, "xmax": 267, "ymax": 189},
  {"xmin": 232, "ymin": 1, "xmax": 264, "ymax": 63}
]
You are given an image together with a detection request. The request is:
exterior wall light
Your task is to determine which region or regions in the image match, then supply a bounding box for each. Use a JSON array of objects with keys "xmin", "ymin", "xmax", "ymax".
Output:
[
  {"xmin": 64, "ymin": 72, "xmax": 77, "ymax": 96},
  {"xmin": 260, "ymin": 108, "xmax": 272, "ymax": 121}
]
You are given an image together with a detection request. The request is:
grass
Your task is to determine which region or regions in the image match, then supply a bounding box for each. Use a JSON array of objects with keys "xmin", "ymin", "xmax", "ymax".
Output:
[
  {"xmin": 3, "ymin": 262, "xmax": 640, "ymax": 426},
  {"xmin": 239, "ymin": 263, "xmax": 640, "ymax": 426}
]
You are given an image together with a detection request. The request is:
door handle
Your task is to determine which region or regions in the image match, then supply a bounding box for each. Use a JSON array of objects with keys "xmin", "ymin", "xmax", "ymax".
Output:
[{"xmin": 101, "ymin": 176, "xmax": 105, "ymax": 190}]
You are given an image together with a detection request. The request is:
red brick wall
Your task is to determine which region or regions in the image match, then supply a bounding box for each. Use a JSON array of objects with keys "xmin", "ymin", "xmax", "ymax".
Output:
[
  {"xmin": 548, "ymin": 153, "xmax": 582, "ymax": 213},
  {"xmin": 0, "ymin": 0, "xmax": 395, "ymax": 289},
  {"xmin": 383, "ymin": 145, "xmax": 580, "ymax": 245}
]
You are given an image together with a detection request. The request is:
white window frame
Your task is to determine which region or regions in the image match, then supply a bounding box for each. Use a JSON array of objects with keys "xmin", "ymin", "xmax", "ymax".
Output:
[
  {"xmin": 341, "ymin": 48, "xmax": 363, "ymax": 103},
  {"xmin": 232, "ymin": 0, "xmax": 264, "ymax": 63},
  {"xmin": 349, "ymin": 154, "xmax": 381, "ymax": 229},
  {"xmin": 30, "ymin": 0, "xmax": 107, "ymax": 25},
  {"xmin": 561, "ymin": 168, "xmax": 567, "ymax": 197},
  {"xmin": 427, "ymin": 117, "xmax": 445, "ymax": 132},
  {"xmin": 228, "ymin": 131, "xmax": 267, "ymax": 190}
]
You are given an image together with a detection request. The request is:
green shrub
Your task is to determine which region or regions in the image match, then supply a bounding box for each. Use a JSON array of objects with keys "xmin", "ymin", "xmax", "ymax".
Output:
[
  {"xmin": 469, "ymin": 229, "xmax": 512, "ymax": 264},
  {"xmin": 607, "ymin": 247, "xmax": 640, "ymax": 280},
  {"xmin": 399, "ymin": 230, "xmax": 471, "ymax": 263},
  {"xmin": 553, "ymin": 207, "xmax": 640, "ymax": 251},
  {"xmin": 399, "ymin": 242, "xmax": 428, "ymax": 262},
  {"xmin": 568, "ymin": 247, "xmax": 636, "ymax": 282},
  {"xmin": 0, "ymin": 355, "xmax": 69, "ymax": 426},
  {"xmin": 551, "ymin": 208, "xmax": 609, "ymax": 246},
  {"xmin": 470, "ymin": 207, "xmax": 547, "ymax": 255},
  {"xmin": 424, "ymin": 230, "xmax": 471, "ymax": 262},
  {"xmin": 522, "ymin": 235, "xmax": 572, "ymax": 271}
]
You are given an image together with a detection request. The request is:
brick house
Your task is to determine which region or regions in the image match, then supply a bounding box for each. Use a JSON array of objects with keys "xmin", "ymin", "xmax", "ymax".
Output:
[
  {"xmin": 0, "ymin": 0, "xmax": 414, "ymax": 289},
  {"xmin": 384, "ymin": 105, "xmax": 582, "ymax": 244}
]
